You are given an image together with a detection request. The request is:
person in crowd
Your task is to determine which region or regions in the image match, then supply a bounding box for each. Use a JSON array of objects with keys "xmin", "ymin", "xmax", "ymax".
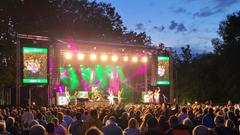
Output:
[
  {"xmin": 52, "ymin": 117, "xmax": 67, "ymax": 135},
  {"xmin": 183, "ymin": 118, "xmax": 193, "ymax": 133},
  {"xmin": 5, "ymin": 116, "xmax": 19, "ymax": 135},
  {"xmin": 118, "ymin": 112, "xmax": 129, "ymax": 130},
  {"xmin": 225, "ymin": 119, "xmax": 239, "ymax": 135},
  {"xmin": 85, "ymin": 126, "xmax": 104, "ymax": 135},
  {"xmin": 36, "ymin": 113, "xmax": 48, "ymax": 127},
  {"xmin": 46, "ymin": 122, "xmax": 56, "ymax": 135},
  {"xmin": 57, "ymin": 112, "xmax": 68, "ymax": 129},
  {"xmin": 21, "ymin": 107, "xmax": 34, "ymax": 133},
  {"xmin": 233, "ymin": 108, "xmax": 240, "ymax": 128},
  {"xmin": 141, "ymin": 117, "xmax": 163, "ymax": 135},
  {"xmin": 139, "ymin": 113, "xmax": 153, "ymax": 133},
  {"xmin": 124, "ymin": 118, "xmax": 140, "ymax": 135},
  {"xmin": 63, "ymin": 109, "xmax": 73, "ymax": 128},
  {"xmin": 82, "ymin": 109, "xmax": 103, "ymax": 135},
  {"xmin": 214, "ymin": 115, "xmax": 233, "ymax": 135},
  {"xmin": 102, "ymin": 116, "xmax": 123, "ymax": 135},
  {"xmin": 202, "ymin": 107, "xmax": 215, "ymax": 128},
  {"xmin": 29, "ymin": 124, "xmax": 46, "ymax": 135},
  {"xmin": 165, "ymin": 115, "xmax": 190, "ymax": 135},
  {"xmin": 29, "ymin": 120, "xmax": 40, "ymax": 129},
  {"xmin": 69, "ymin": 112, "xmax": 83, "ymax": 135},
  {"xmin": 158, "ymin": 115, "xmax": 169, "ymax": 133},
  {"xmin": 178, "ymin": 107, "xmax": 188, "ymax": 124},
  {"xmin": 79, "ymin": 108, "xmax": 87, "ymax": 122},
  {"xmin": 0, "ymin": 121, "xmax": 10, "ymax": 135},
  {"xmin": 134, "ymin": 111, "xmax": 142, "ymax": 124},
  {"xmin": 45, "ymin": 111, "xmax": 55, "ymax": 123},
  {"xmin": 192, "ymin": 125, "xmax": 208, "ymax": 135}
]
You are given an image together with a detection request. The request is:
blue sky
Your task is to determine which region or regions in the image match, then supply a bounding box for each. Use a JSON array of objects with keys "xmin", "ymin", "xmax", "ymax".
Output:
[{"xmin": 97, "ymin": 0, "xmax": 240, "ymax": 53}]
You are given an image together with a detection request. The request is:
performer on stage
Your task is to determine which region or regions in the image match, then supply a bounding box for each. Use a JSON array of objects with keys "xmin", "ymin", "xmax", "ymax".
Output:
[
  {"xmin": 74, "ymin": 90, "xmax": 78, "ymax": 105},
  {"xmin": 108, "ymin": 90, "xmax": 114, "ymax": 105},
  {"xmin": 163, "ymin": 94, "xmax": 168, "ymax": 103},
  {"xmin": 148, "ymin": 90, "xmax": 154, "ymax": 103},
  {"xmin": 118, "ymin": 88, "xmax": 123, "ymax": 104},
  {"xmin": 65, "ymin": 90, "xmax": 70, "ymax": 105},
  {"xmin": 154, "ymin": 88, "xmax": 160, "ymax": 104}
]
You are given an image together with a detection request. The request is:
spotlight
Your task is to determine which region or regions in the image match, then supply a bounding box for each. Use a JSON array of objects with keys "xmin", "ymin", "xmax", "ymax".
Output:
[
  {"xmin": 112, "ymin": 55, "xmax": 118, "ymax": 62},
  {"xmin": 132, "ymin": 56, "xmax": 138, "ymax": 62},
  {"xmin": 65, "ymin": 52, "xmax": 72, "ymax": 59},
  {"xmin": 77, "ymin": 53, "xmax": 84, "ymax": 60},
  {"xmin": 141, "ymin": 56, "xmax": 148, "ymax": 63},
  {"xmin": 101, "ymin": 54, "xmax": 108, "ymax": 61},
  {"xmin": 123, "ymin": 56, "xmax": 128, "ymax": 62},
  {"xmin": 90, "ymin": 54, "xmax": 97, "ymax": 61}
]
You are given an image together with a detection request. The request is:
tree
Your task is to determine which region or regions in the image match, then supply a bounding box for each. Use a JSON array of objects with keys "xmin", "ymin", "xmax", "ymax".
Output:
[
  {"xmin": 180, "ymin": 45, "xmax": 192, "ymax": 63},
  {"xmin": 0, "ymin": 0, "xmax": 152, "ymax": 45}
]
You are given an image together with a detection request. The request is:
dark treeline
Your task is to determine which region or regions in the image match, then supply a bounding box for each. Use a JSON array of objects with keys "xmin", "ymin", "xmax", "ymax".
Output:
[{"xmin": 174, "ymin": 11, "xmax": 240, "ymax": 104}]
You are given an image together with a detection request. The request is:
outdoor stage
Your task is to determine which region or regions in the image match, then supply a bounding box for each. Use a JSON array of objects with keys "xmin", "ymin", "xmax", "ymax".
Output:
[
  {"xmin": 15, "ymin": 35, "xmax": 173, "ymax": 106},
  {"xmin": 55, "ymin": 41, "xmax": 152, "ymax": 105}
]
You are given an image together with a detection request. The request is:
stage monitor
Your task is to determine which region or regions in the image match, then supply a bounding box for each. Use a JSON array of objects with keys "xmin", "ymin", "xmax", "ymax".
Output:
[
  {"xmin": 157, "ymin": 56, "xmax": 170, "ymax": 85},
  {"xmin": 23, "ymin": 47, "xmax": 48, "ymax": 84},
  {"xmin": 79, "ymin": 91, "xmax": 89, "ymax": 99}
]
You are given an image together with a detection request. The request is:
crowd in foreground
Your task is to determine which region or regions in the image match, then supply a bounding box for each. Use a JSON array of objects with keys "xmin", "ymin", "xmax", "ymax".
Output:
[{"xmin": 0, "ymin": 102, "xmax": 240, "ymax": 135}]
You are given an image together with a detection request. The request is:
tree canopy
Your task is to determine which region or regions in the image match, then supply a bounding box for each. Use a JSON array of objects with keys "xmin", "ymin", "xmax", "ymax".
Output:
[
  {"xmin": 0, "ymin": 0, "xmax": 151, "ymax": 45},
  {"xmin": 175, "ymin": 11, "xmax": 240, "ymax": 104}
]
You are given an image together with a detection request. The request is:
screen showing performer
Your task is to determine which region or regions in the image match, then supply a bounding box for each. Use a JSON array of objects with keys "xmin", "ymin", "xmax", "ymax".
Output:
[
  {"xmin": 23, "ymin": 47, "xmax": 48, "ymax": 83},
  {"xmin": 157, "ymin": 56, "xmax": 170, "ymax": 85}
]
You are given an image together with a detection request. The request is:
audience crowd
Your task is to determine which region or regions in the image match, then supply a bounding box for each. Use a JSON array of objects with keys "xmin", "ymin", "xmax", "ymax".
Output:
[{"xmin": 0, "ymin": 102, "xmax": 240, "ymax": 135}]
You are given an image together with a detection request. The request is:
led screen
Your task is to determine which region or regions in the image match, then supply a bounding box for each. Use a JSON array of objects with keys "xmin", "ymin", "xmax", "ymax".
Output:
[
  {"xmin": 23, "ymin": 47, "xmax": 48, "ymax": 83},
  {"xmin": 157, "ymin": 56, "xmax": 170, "ymax": 85}
]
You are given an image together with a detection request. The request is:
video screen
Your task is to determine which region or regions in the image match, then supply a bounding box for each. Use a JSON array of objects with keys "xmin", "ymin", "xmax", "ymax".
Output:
[
  {"xmin": 157, "ymin": 56, "xmax": 170, "ymax": 85},
  {"xmin": 23, "ymin": 47, "xmax": 48, "ymax": 83}
]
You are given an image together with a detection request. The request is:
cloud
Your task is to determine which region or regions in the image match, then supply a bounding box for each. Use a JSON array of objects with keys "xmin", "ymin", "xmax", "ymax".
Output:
[
  {"xmin": 193, "ymin": 11, "xmax": 215, "ymax": 17},
  {"xmin": 173, "ymin": 8, "xmax": 187, "ymax": 14},
  {"xmin": 169, "ymin": 21, "xmax": 187, "ymax": 32},
  {"xmin": 169, "ymin": 21, "xmax": 178, "ymax": 30},
  {"xmin": 152, "ymin": 26, "xmax": 165, "ymax": 32},
  {"xmin": 176, "ymin": 24, "xmax": 187, "ymax": 32},
  {"xmin": 213, "ymin": 0, "xmax": 240, "ymax": 11},
  {"xmin": 135, "ymin": 23, "xmax": 145, "ymax": 31},
  {"xmin": 193, "ymin": 0, "xmax": 240, "ymax": 18},
  {"xmin": 190, "ymin": 28, "xmax": 198, "ymax": 32}
]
